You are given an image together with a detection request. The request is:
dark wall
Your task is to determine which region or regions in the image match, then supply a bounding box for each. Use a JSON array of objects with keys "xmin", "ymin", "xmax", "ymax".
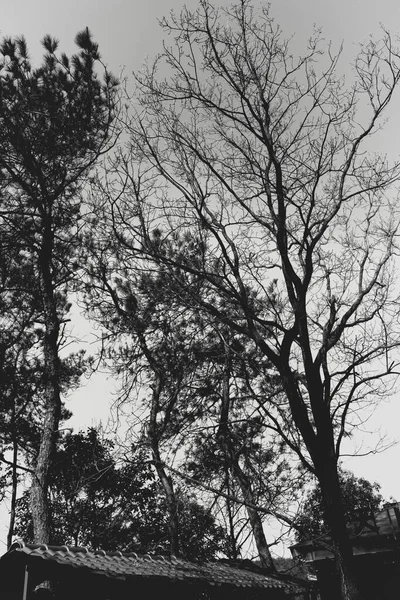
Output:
[{"xmin": 315, "ymin": 553, "xmax": 400, "ymax": 600}]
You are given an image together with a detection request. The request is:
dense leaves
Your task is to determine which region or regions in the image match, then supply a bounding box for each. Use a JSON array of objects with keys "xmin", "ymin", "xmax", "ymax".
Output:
[
  {"xmin": 295, "ymin": 470, "xmax": 384, "ymax": 542},
  {"xmin": 15, "ymin": 429, "xmax": 228, "ymax": 559}
]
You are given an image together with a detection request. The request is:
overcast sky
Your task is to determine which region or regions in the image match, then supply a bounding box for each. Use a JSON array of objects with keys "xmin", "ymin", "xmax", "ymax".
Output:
[
  {"xmin": 3, "ymin": 0, "xmax": 400, "ymax": 74},
  {"xmin": 2, "ymin": 0, "xmax": 400, "ymax": 547}
]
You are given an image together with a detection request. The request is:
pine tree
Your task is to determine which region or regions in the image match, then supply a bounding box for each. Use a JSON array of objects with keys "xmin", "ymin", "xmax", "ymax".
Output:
[{"xmin": 0, "ymin": 28, "xmax": 118, "ymax": 543}]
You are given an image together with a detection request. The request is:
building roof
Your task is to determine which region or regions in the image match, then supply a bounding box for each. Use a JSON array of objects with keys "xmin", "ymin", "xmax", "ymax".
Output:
[{"xmin": 2, "ymin": 541, "xmax": 300, "ymax": 594}]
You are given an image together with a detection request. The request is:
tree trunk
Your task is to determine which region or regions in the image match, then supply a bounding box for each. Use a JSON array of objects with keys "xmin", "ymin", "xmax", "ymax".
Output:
[
  {"xmin": 232, "ymin": 461, "xmax": 276, "ymax": 571},
  {"xmin": 218, "ymin": 344, "xmax": 276, "ymax": 572},
  {"xmin": 318, "ymin": 458, "xmax": 362, "ymax": 600},
  {"xmin": 225, "ymin": 473, "xmax": 240, "ymax": 561},
  {"xmin": 152, "ymin": 447, "xmax": 180, "ymax": 557},
  {"xmin": 148, "ymin": 373, "xmax": 180, "ymax": 557},
  {"xmin": 7, "ymin": 432, "xmax": 18, "ymax": 549},
  {"xmin": 280, "ymin": 365, "xmax": 363, "ymax": 599},
  {"xmin": 30, "ymin": 359, "xmax": 60, "ymax": 544},
  {"xmin": 30, "ymin": 222, "xmax": 61, "ymax": 544}
]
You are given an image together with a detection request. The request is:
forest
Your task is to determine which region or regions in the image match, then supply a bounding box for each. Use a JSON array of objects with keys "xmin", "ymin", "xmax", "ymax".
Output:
[{"xmin": 1, "ymin": 1, "xmax": 400, "ymax": 599}]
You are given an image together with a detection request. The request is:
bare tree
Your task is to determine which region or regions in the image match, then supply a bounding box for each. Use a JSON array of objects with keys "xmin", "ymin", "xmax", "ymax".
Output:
[{"xmin": 98, "ymin": 2, "xmax": 400, "ymax": 597}]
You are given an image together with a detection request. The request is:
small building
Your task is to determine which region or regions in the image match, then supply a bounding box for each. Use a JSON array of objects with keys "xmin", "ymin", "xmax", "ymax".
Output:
[
  {"xmin": 0, "ymin": 541, "xmax": 310, "ymax": 600},
  {"xmin": 290, "ymin": 502, "xmax": 400, "ymax": 600}
]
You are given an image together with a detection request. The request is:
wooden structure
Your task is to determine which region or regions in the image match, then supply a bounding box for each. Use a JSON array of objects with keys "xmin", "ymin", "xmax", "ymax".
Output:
[
  {"xmin": 291, "ymin": 502, "xmax": 400, "ymax": 599},
  {"xmin": 0, "ymin": 542, "xmax": 310, "ymax": 600}
]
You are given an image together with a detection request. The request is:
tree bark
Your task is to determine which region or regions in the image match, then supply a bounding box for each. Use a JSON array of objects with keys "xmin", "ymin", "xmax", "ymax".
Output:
[
  {"xmin": 225, "ymin": 474, "xmax": 240, "ymax": 561},
  {"xmin": 7, "ymin": 432, "xmax": 18, "ymax": 549},
  {"xmin": 279, "ymin": 361, "xmax": 362, "ymax": 599},
  {"xmin": 218, "ymin": 344, "xmax": 276, "ymax": 572},
  {"xmin": 231, "ymin": 459, "xmax": 276, "ymax": 572},
  {"xmin": 148, "ymin": 373, "xmax": 180, "ymax": 557},
  {"xmin": 317, "ymin": 457, "xmax": 362, "ymax": 600},
  {"xmin": 30, "ymin": 219, "xmax": 61, "ymax": 544}
]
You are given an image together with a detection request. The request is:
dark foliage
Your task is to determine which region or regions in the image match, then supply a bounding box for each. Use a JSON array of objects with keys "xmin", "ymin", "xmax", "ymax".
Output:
[
  {"xmin": 15, "ymin": 428, "xmax": 228, "ymax": 560},
  {"xmin": 0, "ymin": 27, "xmax": 118, "ymax": 542},
  {"xmin": 295, "ymin": 470, "xmax": 384, "ymax": 542}
]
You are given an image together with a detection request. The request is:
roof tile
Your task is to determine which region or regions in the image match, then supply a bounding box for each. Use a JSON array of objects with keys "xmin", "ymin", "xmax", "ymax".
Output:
[{"xmin": 5, "ymin": 542, "xmax": 298, "ymax": 593}]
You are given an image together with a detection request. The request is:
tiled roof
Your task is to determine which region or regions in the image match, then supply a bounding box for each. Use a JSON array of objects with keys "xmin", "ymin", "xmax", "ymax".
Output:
[{"xmin": 3, "ymin": 542, "xmax": 298, "ymax": 594}]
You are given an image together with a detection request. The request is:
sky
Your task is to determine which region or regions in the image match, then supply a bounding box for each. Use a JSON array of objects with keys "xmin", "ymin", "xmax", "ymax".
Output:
[{"xmin": 2, "ymin": 0, "xmax": 400, "ymax": 549}]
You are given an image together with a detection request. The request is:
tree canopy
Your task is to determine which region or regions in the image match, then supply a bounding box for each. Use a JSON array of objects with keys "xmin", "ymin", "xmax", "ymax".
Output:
[
  {"xmin": 86, "ymin": 1, "xmax": 400, "ymax": 597},
  {"xmin": 295, "ymin": 470, "xmax": 384, "ymax": 542},
  {"xmin": 1, "ymin": 4, "xmax": 400, "ymax": 600},
  {"xmin": 15, "ymin": 428, "xmax": 229, "ymax": 560},
  {"xmin": 0, "ymin": 27, "xmax": 118, "ymax": 543}
]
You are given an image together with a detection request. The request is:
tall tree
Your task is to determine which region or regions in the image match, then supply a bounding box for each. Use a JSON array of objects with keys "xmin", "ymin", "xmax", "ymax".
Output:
[
  {"xmin": 100, "ymin": 2, "xmax": 400, "ymax": 597},
  {"xmin": 0, "ymin": 29, "xmax": 117, "ymax": 543},
  {"xmin": 0, "ymin": 215, "xmax": 45, "ymax": 546}
]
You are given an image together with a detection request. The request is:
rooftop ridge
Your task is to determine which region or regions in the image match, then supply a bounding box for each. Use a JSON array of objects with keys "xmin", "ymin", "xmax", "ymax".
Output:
[
  {"xmin": 0, "ymin": 542, "xmax": 305, "ymax": 595},
  {"xmin": 9, "ymin": 543, "xmax": 236, "ymax": 566}
]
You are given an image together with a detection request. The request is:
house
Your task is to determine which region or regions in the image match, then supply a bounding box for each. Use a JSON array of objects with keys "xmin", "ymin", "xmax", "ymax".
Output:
[
  {"xmin": 0, "ymin": 541, "xmax": 311, "ymax": 600},
  {"xmin": 290, "ymin": 502, "xmax": 400, "ymax": 600}
]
